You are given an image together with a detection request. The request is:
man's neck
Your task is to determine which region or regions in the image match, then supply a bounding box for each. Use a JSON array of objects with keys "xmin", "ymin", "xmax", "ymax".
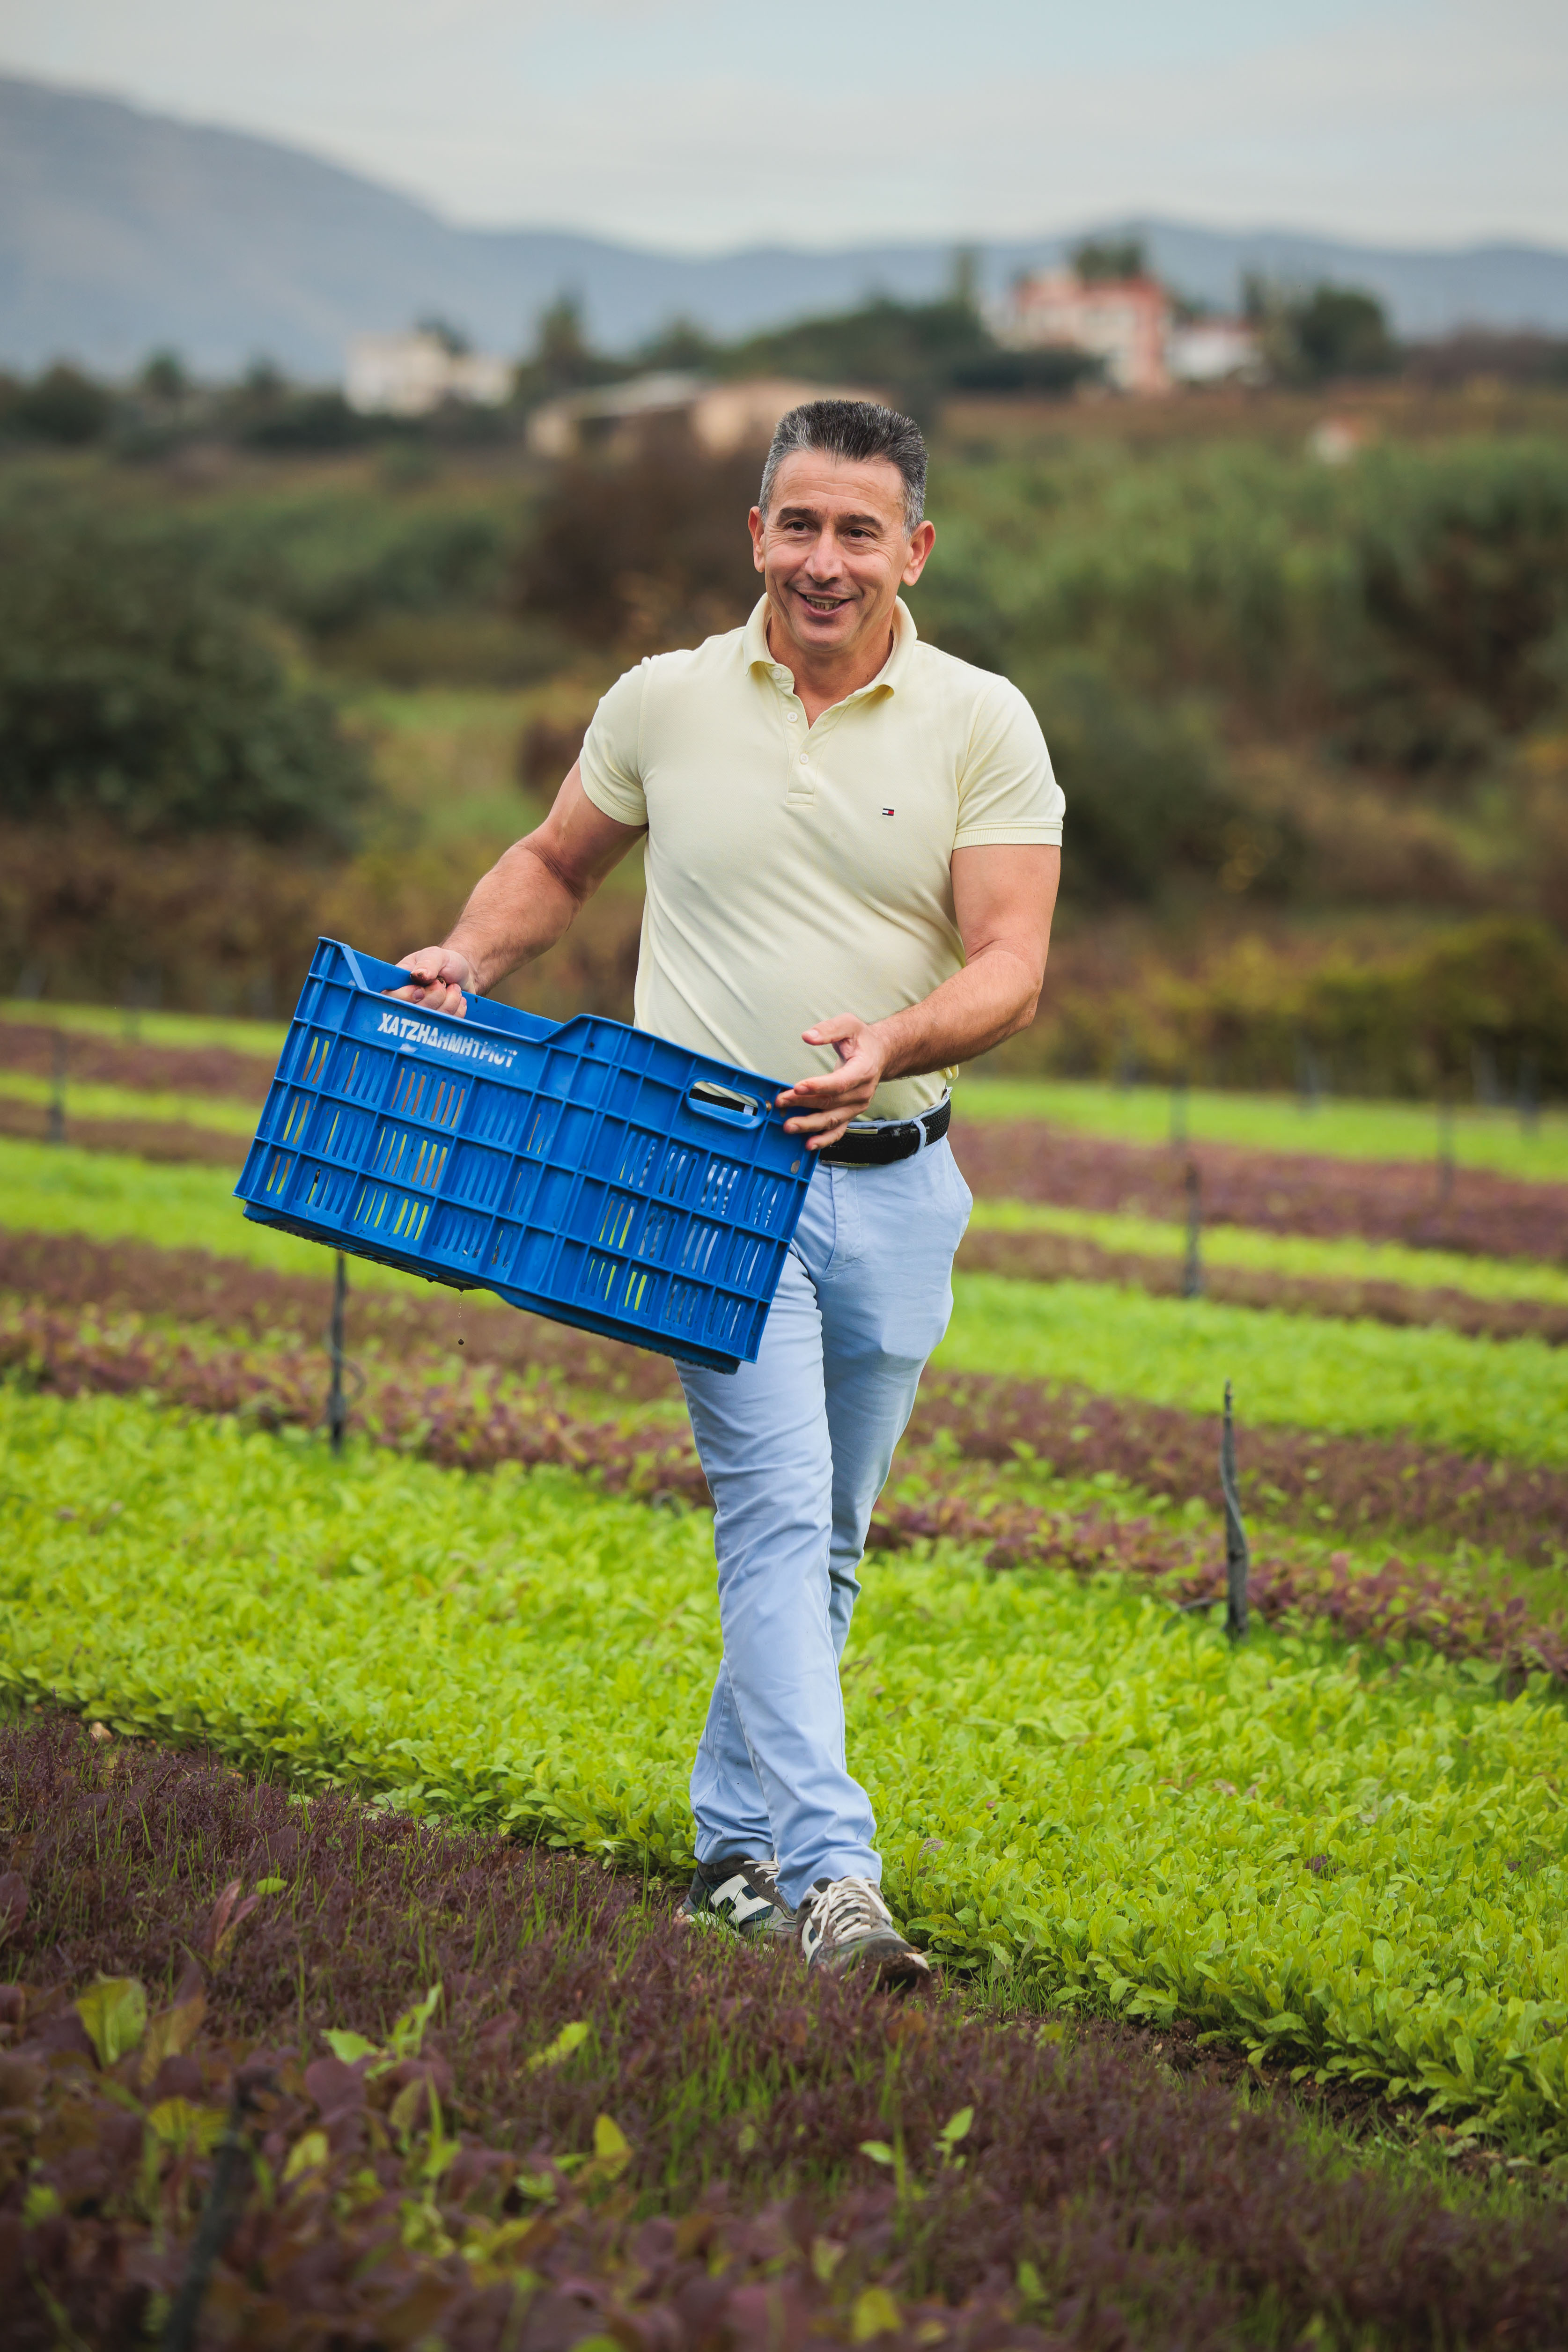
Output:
[{"xmin": 765, "ymin": 604, "xmax": 896, "ymax": 726}]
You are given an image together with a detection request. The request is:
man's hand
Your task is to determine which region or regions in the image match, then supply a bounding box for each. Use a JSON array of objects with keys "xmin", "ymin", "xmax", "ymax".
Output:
[
  {"xmin": 775, "ymin": 847, "xmax": 1061, "ymax": 1150},
  {"xmin": 776, "ymin": 1015, "xmax": 888, "ymax": 1149},
  {"xmin": 390, "ymin": 947, "xmax": 475, "ymax": 1016}
]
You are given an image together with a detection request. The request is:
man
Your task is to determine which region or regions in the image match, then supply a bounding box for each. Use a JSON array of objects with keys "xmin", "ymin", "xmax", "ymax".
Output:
[{"xmin": 396, "ymin": 399, "xmax": 1062, "ymax": 1986}]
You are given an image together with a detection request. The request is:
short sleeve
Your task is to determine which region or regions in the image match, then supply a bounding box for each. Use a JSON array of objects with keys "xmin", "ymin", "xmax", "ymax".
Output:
[
  {"xmin": 579, "ymin": 663, "xmax": 650, "ymax": 827},
  {"xmin": 953, "ymin": 675, "xmax": 1064, "ymax": 848}
]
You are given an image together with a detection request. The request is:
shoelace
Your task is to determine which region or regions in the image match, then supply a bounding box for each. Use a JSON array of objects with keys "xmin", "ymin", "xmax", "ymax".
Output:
[{"xmin": 807, "ymin": 1874, "xmax": 893, "ymax": 1941}]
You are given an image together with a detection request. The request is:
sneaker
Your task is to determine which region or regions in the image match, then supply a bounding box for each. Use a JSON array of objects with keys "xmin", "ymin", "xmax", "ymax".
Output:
[
  {"xmin": 678, "ymin": 1854, "xmax": 796, "ymax": 1940},
  {"xmin": 798, "ymin": 1875, "xmax": 932, "ymax": 1988}
]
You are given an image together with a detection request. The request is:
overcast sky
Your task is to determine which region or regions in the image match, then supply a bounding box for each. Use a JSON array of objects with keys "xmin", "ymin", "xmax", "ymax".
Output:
[{"xmin": 4, "ymin": 0, "xmax": 1565, "ymax": 250}]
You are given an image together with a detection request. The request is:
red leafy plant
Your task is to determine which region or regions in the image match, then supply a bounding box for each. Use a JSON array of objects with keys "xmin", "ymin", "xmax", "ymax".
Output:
[
  {"xmin": 950, "ymin": 1118, "xmax": 1568, "ymax": 1262},
  {"xmin": 957, "ymin": 1222, "xmax": 1568, "ymax": 1345},
  {"xmin": 4, "ymin": 1713, "xmax": 1568, "ymax": 2350}
]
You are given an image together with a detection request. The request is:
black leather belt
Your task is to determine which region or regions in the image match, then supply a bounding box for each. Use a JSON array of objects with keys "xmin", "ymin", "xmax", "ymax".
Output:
[{"xmin": 818, "ymin": 1095, "xmax": 951, "ymax": 1168}]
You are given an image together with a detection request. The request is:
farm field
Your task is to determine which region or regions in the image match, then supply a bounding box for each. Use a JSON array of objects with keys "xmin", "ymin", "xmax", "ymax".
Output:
[
  {"xmin": 9, "ymin": 992, "xmax": 1568, "ymax": 1173},
  {"xmin": 10, "ymin": 1382, "xmax": 1568, "ymax": 2160},
  {"xmin": 968, "ymin": 1198, "xmax": 1568, "ymax": 1306},
  {"xmin": 8, "ymin": 389, "xmax": 1568, "ymax": 2341},
  {"xmin": 959, "ymin": 1079, "xmax": 1568, "ymax": 1184},
  {"xmin": 939, "ymin": 1273, "xmax": 1568, "ymax": 1463},
  {"xmin": 13, "ymin": 1710, "xmax": 1568, "ymax": 2352},
  {"xmin": 5, "ymin": 1008, "xmax": 1568, "ymax": 2342}
]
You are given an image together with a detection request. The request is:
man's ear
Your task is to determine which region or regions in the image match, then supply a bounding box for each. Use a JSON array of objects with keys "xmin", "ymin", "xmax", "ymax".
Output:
[
  {"xmin": 748, "ymin": 506, "xmax": 766, "ymax": 573},
  {"xmin": 902, "ymin": 519, "xmax": 937, "ymax": 588}
]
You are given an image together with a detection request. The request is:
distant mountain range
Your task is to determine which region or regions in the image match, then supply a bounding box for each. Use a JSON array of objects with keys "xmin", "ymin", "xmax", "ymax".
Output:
[{"xmin": 5, "ymin": 73, "xmax": 1568, "ymax": 378}]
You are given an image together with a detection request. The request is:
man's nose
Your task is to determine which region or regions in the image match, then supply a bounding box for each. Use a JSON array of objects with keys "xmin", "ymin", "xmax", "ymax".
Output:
[{"xmin": 803, "ymin": 529, "xmax": 843, "ymax": 574}]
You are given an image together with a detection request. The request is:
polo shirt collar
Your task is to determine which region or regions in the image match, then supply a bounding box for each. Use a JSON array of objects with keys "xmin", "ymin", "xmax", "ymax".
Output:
[{"xmin": 744, "ymin": 595, "xmax": 918, "ymax": 700}]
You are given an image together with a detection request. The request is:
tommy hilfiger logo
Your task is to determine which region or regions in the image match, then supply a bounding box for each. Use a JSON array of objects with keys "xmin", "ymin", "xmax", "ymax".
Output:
[{"xmin": 881, "ymin": 807, "xmax": 895, "ymax": 816}]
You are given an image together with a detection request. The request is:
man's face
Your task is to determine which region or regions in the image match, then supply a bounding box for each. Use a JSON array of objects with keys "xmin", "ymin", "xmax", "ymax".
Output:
[{"xmin": 749, "ymin": 450, "xmax": 935, "ymax": 669}]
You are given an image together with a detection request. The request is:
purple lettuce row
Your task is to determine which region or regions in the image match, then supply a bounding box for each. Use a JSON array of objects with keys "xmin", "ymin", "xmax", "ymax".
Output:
[
  {"xmin": 906, "ymin": 1372, "xmax": 1568, "ymax": 1571},
  {"xmin": 0, "ymin": 1017, "xmax": 271, "ymax": 1105},
  {"xmin": 7, "ymin": 1300, "xmax": 1568, "ymax": 1686},
  {"xmin": 8, "ymin": 1002, "xmax": 1568, "ymax": 1267},
  {"xmin": 0, "ymin": 1228, "xmax": 679, "ymax": 1400},
  {"xmin": 957, "ymin": 1225, "xmax": 1568, "ymax": 1345},
  {"xmin": 950, "ymin": 1119, "xmax": 1568, "ymax": 1262},
  {"xmin": 5, "ymin": 1712, "xmax": 1567, "ymax": 2349},
  {"xmin": 0, "ymin": 1095, "xmax": 245, "ymax": 1165},
  {"xmin": 9, "ymin": 1229, "xmax": 1568, "ymax": 1566}
]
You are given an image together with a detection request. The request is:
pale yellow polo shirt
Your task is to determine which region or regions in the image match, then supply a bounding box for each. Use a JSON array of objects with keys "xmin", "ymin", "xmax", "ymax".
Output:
[{"xmin": 579, "ymin": 595, "xmax": 1063, "ymax": 1119}]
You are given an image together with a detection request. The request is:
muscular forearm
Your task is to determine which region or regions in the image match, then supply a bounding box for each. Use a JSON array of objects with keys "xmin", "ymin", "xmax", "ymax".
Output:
[
  {"xmin": 870, "ymin": 943, "xmax": 1042, "ymax": 1080},
  {"xmin": 442, "ymin": 838, "xmax": 589, "ymax": 996}
]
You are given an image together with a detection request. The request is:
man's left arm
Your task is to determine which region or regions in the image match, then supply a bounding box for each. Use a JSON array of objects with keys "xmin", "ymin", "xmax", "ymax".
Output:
[{"xmin": 777, "ymin": 841, "xmax": 1060, "ymax": 1149}]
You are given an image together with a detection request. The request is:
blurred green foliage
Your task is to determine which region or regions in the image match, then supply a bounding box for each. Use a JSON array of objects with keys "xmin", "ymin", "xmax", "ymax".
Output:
[
  {"xmin": 2, "ymin": 401, "xmax": 1567, "ymax": 1056},
  {"xmin": 919, "ymin": 432, "xmax": 1568, "ymax": 779},
  {"xmin": 0, "ymin": 514, "xmax": 369, "ymax": 845},
  {"xmin": 1245, "ymin": 279, "xmax": 1400, "ymax": 385},
  {"xmin": 712, "ymin": 294, "xmax": 1098, "ymax": 416}
]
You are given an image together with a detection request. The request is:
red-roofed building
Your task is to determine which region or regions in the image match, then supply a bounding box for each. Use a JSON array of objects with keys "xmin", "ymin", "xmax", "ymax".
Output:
[{"xmin": 991, "ymin": 269, "xmax": 1174, "ymax": 395}]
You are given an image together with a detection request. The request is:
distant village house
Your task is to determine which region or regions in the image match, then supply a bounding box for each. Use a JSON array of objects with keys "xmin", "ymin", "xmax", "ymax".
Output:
[
  {"xmin": 989, "ymin": 266, "xmax": 1259, "ymax": 396},
  {"xmin": 345, "ymin": 331, "xmax": 511, "ymax": 416},
  {"xmin": 526, "ymin": 375, "xmax": 881, "ymax": 461}
]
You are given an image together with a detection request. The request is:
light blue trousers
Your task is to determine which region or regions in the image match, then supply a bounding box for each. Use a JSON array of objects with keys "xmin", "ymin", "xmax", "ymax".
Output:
[{"xmin": 678, "ymin": 1136, "xmax": 972, "ymax": 1911}]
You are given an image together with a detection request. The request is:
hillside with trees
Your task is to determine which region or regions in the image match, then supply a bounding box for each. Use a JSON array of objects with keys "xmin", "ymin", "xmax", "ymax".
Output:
[{"xmin": 2, "ymin": 304, "xmax": 1567, "ymax": 1099}]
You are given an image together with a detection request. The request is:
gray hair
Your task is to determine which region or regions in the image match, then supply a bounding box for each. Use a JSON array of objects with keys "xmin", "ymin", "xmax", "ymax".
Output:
[{"xmin": 758, "ymin": 399, "xmax": 928, "ymax": 538}]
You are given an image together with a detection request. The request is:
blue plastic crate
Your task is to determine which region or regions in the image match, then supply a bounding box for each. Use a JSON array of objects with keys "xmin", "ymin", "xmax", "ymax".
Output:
[{"xmin": 234, "ymin": 938, "xmax": 815, "ymax": 1372}]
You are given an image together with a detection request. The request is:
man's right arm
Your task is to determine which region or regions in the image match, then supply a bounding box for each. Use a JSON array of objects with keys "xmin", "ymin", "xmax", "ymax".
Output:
[{"xmin": 392, "ymin": 761, "xmax": 645, "ymax": 1014}]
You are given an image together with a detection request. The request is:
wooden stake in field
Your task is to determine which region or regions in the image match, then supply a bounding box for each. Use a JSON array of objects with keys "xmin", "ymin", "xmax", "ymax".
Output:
[
  {"xmin": 327, "ymin": 1251, "xmax": 348, "ymax": 1454},
  {"xmin": 1220, "ymin": 1380, "xmax": 1250, "ymax": 1643},
  {"xmin": 1437, "ymin": 1091, "xmax": 1455, "ymax": 1205},
  {"xmin": 47, "ymin": 1031, "xmax": 66, "ymax": 1147},
  {"xmin": 1182, "ymin": 1160, "xmax": 1203, "ymax": 1299}
]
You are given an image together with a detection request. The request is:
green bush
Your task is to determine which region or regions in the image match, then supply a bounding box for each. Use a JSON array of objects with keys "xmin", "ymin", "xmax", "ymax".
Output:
[
  {"xmin": 0, "ymin": 363, "xmax": 115, "ymax": 446},
  {"xmin": 1015, "ymin": 652, "xmax": 1300, "ymax": 903},
  {"xmin": 1337, "ymin": 442, "xmax": 1568, "ymax": 771},
  {"xmin": 920, "ymin": 436, "xmax": 1568, "ymax": 760},
  {"xmin": 0, "ymin": 519, "xmax": 369, "ymax": 845},
  {"xmin": 512, "ymin": 443, "xmax": 760, "ymax": 649}
]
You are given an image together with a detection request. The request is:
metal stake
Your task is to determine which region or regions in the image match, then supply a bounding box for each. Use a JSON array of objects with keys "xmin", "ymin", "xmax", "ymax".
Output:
[
  {"xmin": 327, "ymin": 1252, "xmax": 348, "ymax": 1454},
  {"xmin": 47, "ymin": 1030, "xmax": 66, "ymax": 1146},
  {"xmin": 1220, "ymin": 1380, "xmax": 1249, "ymax": 1643},
  {"xmin": 1437, "ymin": 1093, "xmax": 1455, "ymax": 1205},
  {"xmin": 1169, "ymin": 1078, "xmax": 1188, "ymax": 1152},
  {"xmin": 1181, "ymin": 1160, "xmax": 1204, "ymax": 1299},
  {"xmin": 161, "ymin": 2076, "xmax": 259, "ymax": 2352}
]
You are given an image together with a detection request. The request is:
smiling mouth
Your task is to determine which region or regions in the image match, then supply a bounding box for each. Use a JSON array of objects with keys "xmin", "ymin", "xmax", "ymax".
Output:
[{"xmin": 796, "ymin": 589, "xmax": 851, "ymax": 615}]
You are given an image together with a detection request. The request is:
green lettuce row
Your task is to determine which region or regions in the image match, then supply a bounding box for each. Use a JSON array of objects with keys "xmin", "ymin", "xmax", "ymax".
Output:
[
  {"xmin": 957, "ymin": 1077, "xmax": 1568, "ymax": 1187},
  {"xmin": 939, "ymin": 1273, "xmax": 1568, "ymax": 1467},
  {"xmin": 6, "ymin": 1387, "xmax": 1568, "ymax": 2153},
  {"xmin": 4, "ymin": 1136, "xmax": 1564, "ymax": 1468},
  {"xmin": 967, "ymin": 1197, "xmax": 1568, "ymax": 1308}
]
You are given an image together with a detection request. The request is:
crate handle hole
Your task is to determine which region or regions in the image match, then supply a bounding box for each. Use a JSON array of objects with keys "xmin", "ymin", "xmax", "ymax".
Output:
[{"xmin": 688, "ymin": 1081, "xmax": 761, "ymax": 1124}]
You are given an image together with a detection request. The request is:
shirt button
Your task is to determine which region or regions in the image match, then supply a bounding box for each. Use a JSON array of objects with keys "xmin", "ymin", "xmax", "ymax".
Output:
[
  {"xmin": 798, "ymin": 753, "xmax": 809, "ymax": 765},
  {"xmin": 785, "ymin": 709, "xmax": 799, "ymax": 723}
]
